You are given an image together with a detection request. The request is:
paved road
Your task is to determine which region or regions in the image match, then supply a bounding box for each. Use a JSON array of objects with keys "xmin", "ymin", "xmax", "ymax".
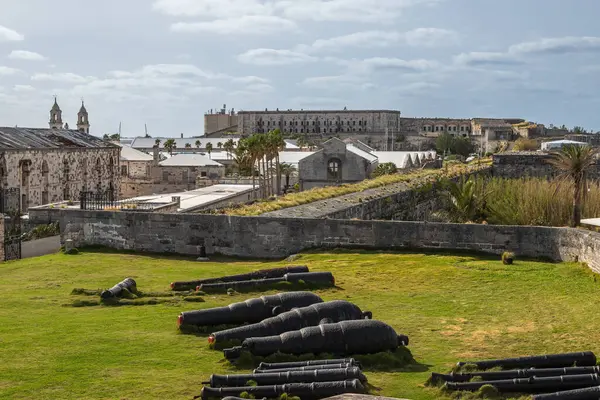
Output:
[{"xmin": 21, "ymin": 235, "xmax": 61, "ymax": 259}]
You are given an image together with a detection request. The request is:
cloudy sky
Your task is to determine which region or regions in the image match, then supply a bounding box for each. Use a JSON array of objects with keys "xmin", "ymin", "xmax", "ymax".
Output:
[{"xmin": 0, "ymin": 0, "xmax": 599, "ymax": 137}]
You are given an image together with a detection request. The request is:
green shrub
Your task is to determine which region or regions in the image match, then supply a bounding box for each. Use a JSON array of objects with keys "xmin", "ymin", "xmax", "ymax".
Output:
[{"xmin": 502, "ymin": 252, "xmax": 515, "ymax": 265}]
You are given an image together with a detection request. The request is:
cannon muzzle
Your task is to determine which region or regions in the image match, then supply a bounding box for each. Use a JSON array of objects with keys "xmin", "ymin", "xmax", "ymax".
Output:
[
  {"xmin": 209, "ymin": 300, "xmax": 372, "ymax": 344},
  {"xmin": 198, "ymin": 379, "xmax": 365, "ymax": 400},
  {"xmin": 100, "ymin": 278, "xmax": 136, "ymax": 299},
  {"xmin": 177, "ymin": 292, "xmax": 323, "ymax": 329},
  {"xmin": 456, "ymin": 352, "xmax": 597, "ymax": 370},
  {"xmin": 171, "ymin": 266, "xmax": 309, "ymax": 291},
  {"xmin": 224, "ymin": 320, "xmax": 407, "ymax": 360}
]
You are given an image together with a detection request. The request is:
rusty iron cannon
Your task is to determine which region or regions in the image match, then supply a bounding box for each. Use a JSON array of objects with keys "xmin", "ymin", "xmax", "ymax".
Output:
[
  {"xmin": 432, "ymin": 366, "xmax": 600, "ymax": 384},
  {"xmin": 208, "ymin": 300, "xmax": 372, "ymax": 344},
  {"xmin": 177, "ymin": 292, "xmax": 323, "ymax": 329}
]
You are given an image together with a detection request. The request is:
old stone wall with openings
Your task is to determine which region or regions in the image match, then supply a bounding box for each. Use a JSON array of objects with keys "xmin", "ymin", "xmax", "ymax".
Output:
[
  {"xmin": 492, "ymin": 153, "xmax": 600, "ymax": 179},
  {"xmin": 27, "ymin": 208, "xmax": 600, "ymax": 274},
  {"xmin": 0, "ymin": 147, "xmax": 120, "ymax": 211}
]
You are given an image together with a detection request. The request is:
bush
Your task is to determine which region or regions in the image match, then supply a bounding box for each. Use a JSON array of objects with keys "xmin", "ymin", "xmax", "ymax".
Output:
[
  {"xmin": 502, "ymin": 252, "xmax": 515, "ymax": 265},
  {"xmin": 513, "ymin": 138, "xmax": 538, "ymax": 151},
  {"xmin": 371, "ymin": 162, "xmax": 398, "ymax": 178}
]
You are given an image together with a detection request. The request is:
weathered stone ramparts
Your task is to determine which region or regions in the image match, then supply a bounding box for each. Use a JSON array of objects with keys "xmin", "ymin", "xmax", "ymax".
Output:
[
  {"xmin": 36, "ymin": 208, "xmax": 600, "ymax": 274},
  {"xmin": 492, "ymin": 152, "xmax": 600, "ymax": 179}
]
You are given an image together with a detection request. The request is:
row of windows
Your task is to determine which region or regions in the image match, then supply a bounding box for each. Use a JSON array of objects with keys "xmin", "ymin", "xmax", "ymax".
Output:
[
  {"xmin": 254, "ymin": 127, "xmax": 366, "ymax": 134},
  {"xmin": 259, "ymin": 120, "xmax": 369, "ymax": 127},
  {"xmin": 422, "ymin": 125, "xmax": 471, "ymax": 133}
]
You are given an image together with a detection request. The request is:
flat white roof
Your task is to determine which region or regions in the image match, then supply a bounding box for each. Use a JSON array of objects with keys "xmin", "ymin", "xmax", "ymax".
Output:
[
  {"xmin": 159, "ymin": 153, "xmax": 223, "ymax": 167},
  {"xmin": 124, "ymin": 184, "xmax": 255, "ymax": 212}
]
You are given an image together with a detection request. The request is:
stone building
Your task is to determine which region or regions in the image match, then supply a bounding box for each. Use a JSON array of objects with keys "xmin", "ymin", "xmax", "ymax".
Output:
[
  {"xmin": 237, "ymin": 109, "xmax": 401, "ymax": 150},
  {"xmin": 118, "ymin": 144, "xmax": 154, "ymax": 198},
  {"xmin": 204, "ymin": 104, "xmax": 238, "ymax": 136},
  {"xmin": 298, "ymin": 137, "xmax": 378, "ymax": 190}
]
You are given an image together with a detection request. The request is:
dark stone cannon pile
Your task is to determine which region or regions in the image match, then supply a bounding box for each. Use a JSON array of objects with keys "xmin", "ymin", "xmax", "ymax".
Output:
[{"xmin": 431, "ymin": 351, "xmax": 599, "ymax": 399}]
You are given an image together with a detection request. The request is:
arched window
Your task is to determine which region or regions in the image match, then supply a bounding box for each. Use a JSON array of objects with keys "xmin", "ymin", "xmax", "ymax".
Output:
[
  {"xmin": 63, "ymin": 158, "xmax": 70, "ymax": 181},
  {"xmin": 327, "ymin": 158, "xmax": 342, "ymax": 180}
]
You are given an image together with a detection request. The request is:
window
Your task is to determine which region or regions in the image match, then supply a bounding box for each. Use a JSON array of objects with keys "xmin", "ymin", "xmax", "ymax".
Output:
[
  {"xmin": 423, "ymin": 126, "xmax": 427, "ymax": 131},
  {"xmin": 182, "ymin": 170, "xmax": 188, "ymax": 183},
  {"xmin": 162, "ymin": 170, "xmax": 169, "ymax": 181},
  {"xmin": 461, "ymin": 126, "xmax": 465, "ymax": 131},
  {"xmin": 42, "ymin": 191, "xmax": 48, "ymax": 205},
  {"xmin": 327, "ymin": 158, "xmax": 342, "ymax": 180},
  {"xmin": 63, "ymin": 187, "xmax": 69, "ymax": 201},
  {"xmin": 121, "ymin": 165, "xmax": 128, "ymax": 176},
  {"xmin": 201, "ymin": 171, "xmax": 207, "ymax": 177}
]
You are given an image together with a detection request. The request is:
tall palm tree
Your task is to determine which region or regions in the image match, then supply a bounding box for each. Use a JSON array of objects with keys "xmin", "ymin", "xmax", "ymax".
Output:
[
  {"xmin": 224, "ymin": 139, "xmax": 235, "ymax": 160},
  {"xmin": 195, "ymin": 140, "xmax": 201, "ymax": 149},
  {"xmin": 155, "ymin": 138, "xmax": 161, "ymax": 147},
  {"xmin": 269, "ymin": 129, "xmax": 285, "ymax": 194},
  {"xmin": 164, "ymin": 138, "xmax": 176, "ymax": 155},
  {"xmin": 548, "ymin": 145, "xmax": 598, "ymax": 227},
  {"xmin": 206, "ymin": 142, "xmax": 213, "ymax": 159},
  {"xmin": 233, "ymin": 139, "xmax": 252, "ymax": 176},
  {"xmin": 217, "ymin": 142, "xmax": 223, "ymax": 150},
  {"xmin": 185, "ymin": 143, "xmax": 191, "ymax": 149},
  {"xmin": 278, "ymin": 162, "xmax": 297, "ymax": 191}
]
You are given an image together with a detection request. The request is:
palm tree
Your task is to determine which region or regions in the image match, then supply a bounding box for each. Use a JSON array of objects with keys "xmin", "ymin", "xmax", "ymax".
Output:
[
  {"xmin": 224, "ymin": 139, "xmax": 235, "ymax": 160},
  {"xmin": 436, "ymin": 177, "xmax": 487, "ymax": 223},
  {"xmin": 164, "ymin": 138, "xmax": 176, "ymax": 155},
  {"xmin": 547, "ymin": 145, "xmax": 598, "ymax": 227},
  {"xmin": 185, "ymin": 143, "xmax": 192, "ymax": 149},
  {"xmin": 217, "ymin": 142, "xmax": 223, "ymax": 150},
  {"xmin": 278, "ymin": 162, "xmax": 297, "ymax": 192},
  {"xmin": 233, "ymin": 139, "xmax": 252, "ymax": 176},
  {"xmin": 206, "ymin": 142, "xmax": 213, "ymax": 159},
  {"xmin": 195, "ymin": 140, "xmax": 201, "ymax": 149},
  {"xmin": 269, "ymin": 129, "xmax": 285, "ymax": 194},
  {"xmin": 155, "ymin": 138, "xmax": 161, "ymax": 147}
]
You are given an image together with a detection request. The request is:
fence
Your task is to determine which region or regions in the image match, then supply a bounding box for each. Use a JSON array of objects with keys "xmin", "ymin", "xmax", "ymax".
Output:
[{"xmin": 79, "ymin": 190, "xmax": 164, "ymax": 211}]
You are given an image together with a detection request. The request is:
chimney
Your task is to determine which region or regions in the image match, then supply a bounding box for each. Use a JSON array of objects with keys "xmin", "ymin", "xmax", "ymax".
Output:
[
  {"xmin": 180, "ymin": 133, "xmax": 183, "ymax": 139},
  {"xmin": 153, "ymin": 146, "xmax": 160, "ymax": 165}
]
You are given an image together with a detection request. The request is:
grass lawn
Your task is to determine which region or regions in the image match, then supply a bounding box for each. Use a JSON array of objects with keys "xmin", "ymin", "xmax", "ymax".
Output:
[{"xmin": 0, "ymin": 249, "xmax": 598, "ymax": 400}]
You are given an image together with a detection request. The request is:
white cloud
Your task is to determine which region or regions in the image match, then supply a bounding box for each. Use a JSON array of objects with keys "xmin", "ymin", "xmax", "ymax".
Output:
[
  {"xmin": 361, "ymin": 57, "xmax": 439, "ymax": 71},
  {"xmin": 153, "ymin": 0, "xmax": 442, "ymax": 22},
  {"xmin": 31, "ymin": 72, "xmax": 94, "ymax": 83},
  {"xmin": 404, "ymin": 28, "xmax": 458, "ymax": 47},
  {"xmin": 171, "ymin": 15, "xmax": 296, "ymax": 35},
  {"xmin": 237, "ymin": 49, "xmax": 317, "ymax": 65},
  {"xmin": 296, "ymin": 28, "xmax": 457, "ymax": 54},
  {"xmin": 231, "ymin": 76, "xmax": 270, "ymax": 84},
  {"xmin": 0, "ymin": 66, "xmax": 22, "ymax": 76},
  {"xmin": 0, "ymin": 25, "xmax": 24, "ymax": 42},
  {"xmin": 8, "ymin": 50, "xmax": 47, "ymax": 61},
  {"xmin": 108, "ymin": 64, "xmax": 212, "ymax": 79},
  {"xmin": 454, "ymin": 52, "xmax": 520, "ymax": 66},
  {"xmin": 302, "ymin": 74, "xmax": 364, "ymax": 87},
  {"xmin": 13, "ymin": 84, "xmax": 34, "ymax": 92}
]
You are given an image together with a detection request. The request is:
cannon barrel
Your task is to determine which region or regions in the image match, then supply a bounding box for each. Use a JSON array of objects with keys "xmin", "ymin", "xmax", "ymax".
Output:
[
  {"xmin": 254, "ymin": 364, "xmax": 355, "ymax": 374},
  {"xmin": 222, "ymin": 397, "xmax": 266, "ymax": 400},
  {"xmin": 203, "ymin": 367, "xmax": 367, "ymax": 387},
  {"xmin": 223, "ymin": 320, "xmax": 407, "ymax": 360},
  {"xmin": 199, "ymin": 272, "xmax": 335, "ymax": 293},
  {"xmin": 444, "ymin": 374, "xmax": 600, "ymax": 393},
  {"xmin": 532, "ymin": 386, "xmax": 600, "ymax": 399},
  {"xmin": 100, "ymin": 278, "xmax": 136, "ymax": 299},
  {"xmin": 209, "ymin": 300, "xmax": 372, "ymax": 344},
  {"xmin": 457, "ymin": 352, "xmax": 597, "ymax": 370},
  {"xmin": 256, "ymin": 359, "xmax": 360, "ymax": 371},
  {"xmin": 433, "ymin": 366, "xmax": 600, "ymax": 383},
  {"xmin": 198, "ymin": 379, "xmax": 365, "ymax": 400},
  {"xmin": 177, "ymin": 292, "xmax": 323, "ymax": 329},
  {"xmin": 170, "ymin": 266, "xmax": 309, "ymax": 291}
]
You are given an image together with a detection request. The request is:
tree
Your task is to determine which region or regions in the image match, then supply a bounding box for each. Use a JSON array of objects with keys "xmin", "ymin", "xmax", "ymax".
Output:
[
  {"xmin": 195, "ymin": 140, "xmax": 201, "ymax": 149},
  {"xmin": 437, "ymin": 177, "xmax": 488, "ymax": 223},
  {"xmin": 223, "ymin": 139, "xmax": 235, "ymax": 160},
  {"xmin": 217, "ymin": 142, "xmax": 223, "ymax": 150},
  {"xmin": 155, "ymin": 138, "xmax": 161, "ymax": 147},
  {"xmin": 164, "ymin": 138, "xmax": 176, "ymax": 155},
  {"xmin": 268, "ymin": 129, "xmax": 285, "ymax": 194},
  {"xmin": 573, "ymin": 126, "xmax": 587, "ymax": 134},
  {"xmin": 451, "ymin": 136, "xmax": 475, "ymax": 157},
  {"xmin": 436, "ymin": 132, "xmax": 454, "ymax": 155},
  {"xmin": 547, "ymin": 145, "xmax": 598, "ymax": 227},
  {"xmin": 185, "ymin": 143, "xmax": 191, "ymax": 149},
  {"xmin": 371, "ymin": 162, "xmax": 397, "ymax": 178},
  {"xmin": 233, "ymin": 140, "xmax": 253, "ymax": 176},
  {"xmin": 278, "ymin": 162, "xmax": 297, "ymax": 191},
  {"xmin": 206, "ymin": 142, "xmax": 213, "ymax": 159}
]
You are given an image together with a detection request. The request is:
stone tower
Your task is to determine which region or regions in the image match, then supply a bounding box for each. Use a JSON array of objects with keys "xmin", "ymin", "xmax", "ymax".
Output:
[
  {"xmin": 77, "ymin": 101, "xmax": 90, "ymax": 133},
  {"xmin": 49, "ymin": 97, "xmax": 63, "ymax": 129}
]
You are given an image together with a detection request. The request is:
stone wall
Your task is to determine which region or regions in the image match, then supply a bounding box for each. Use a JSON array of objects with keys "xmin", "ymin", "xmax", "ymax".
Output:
[
  {"xmin": 0, "ymin": 215, "xmax": 4, "ymax": 261},
  {"xmin": 44, "ymin": 208, "xmax": 600, "ymax": 273},
  {"xmin": 492, "ymin": 152, "xmax": 600, "ymax": 179},
  {"xmin": 1, "ymin": 147, "xmax": 120, "ymax": 211}
]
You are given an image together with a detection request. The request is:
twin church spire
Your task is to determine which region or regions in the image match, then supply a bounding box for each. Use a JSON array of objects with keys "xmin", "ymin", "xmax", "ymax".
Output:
[{"xmin": 49, "ymin": 97, "xmax": 90, "ymax": 133}]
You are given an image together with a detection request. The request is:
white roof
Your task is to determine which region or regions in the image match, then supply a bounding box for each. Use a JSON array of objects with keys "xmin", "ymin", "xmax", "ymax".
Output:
[
  {"xmin": 373, "ymin": 151, "xmax": 437, "ymax": 168},
  {"xmin": 347, "ymin": 144, "xmax": 378, "ymax": 163},
  {"xmin": 119, "ymin": 144, "xmax": 153, "ymax": 161},
  {"xmin": 284, "ymin": 140, "xmax": 300, "ymax": 149},
  {"xmin": 545, "ymin": 140, "xmax": 587, "ymax": 145},
  {"xmin": 159, "ymin": 153, "xmax": 223, "ymax": 167},
  {"xmin": 131, "ymin": 137, "xmax": 238, "ymax": 149},
  {"xmin": 278, "ymin": 151, "xmax": 314, "ymax": 165},
  {"xmin": 124, "ymin": 184, "xmax": 255, "ymax": 212}
]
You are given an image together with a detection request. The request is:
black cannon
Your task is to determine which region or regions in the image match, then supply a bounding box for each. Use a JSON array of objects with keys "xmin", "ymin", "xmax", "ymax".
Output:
[
  {"xmin": 203, "ymin": 367, "xmax": 367, "ymax": 387},
  {"xmin": 223, "ymin": 320, "xmax": 408, "ymax": 360},
  {"xmin": 444, "ymin": 374, "xmax": 600, "ymax": 393},
  {"xmin": 177, "ymin": 292, "xmax": 323, "ymax": 329},
  {"xmin": 256, "ymin": 358, "xmax": 360, "ymax": 371},
  {"xmin": 456, "ymin": 352, "xmax": 597, "ymax": 370},
  {"xmin": 170, "ymin": 266, "xmax": 309, "ymax": 291},
  {"xmin": 199, "ymin": 272, "xmax": 335, "ymax": 293},
  {"xmin": 532, "ymin": 386, "xmax": 600, "ymax": 399},
  {"xmin": 222, "ymin": 397, "xmax": 266, "ymax": 400},
  {"xmin": 432, "ymin": 366, "xmax": 600, "ymax": 383},
  {"xmin": 209, "ymin": 300, "xmax": 372, "ymax": 344},
  {"xmin": 196, "ymin": 379, "xmax": 366, "ymax": 400},
  {"xmin": 100, "ymin": 278, "xmax": 137, "ymax": 299},
  {"xmin": 254, "ymin": 364, "xmax": 356, "ymax": 374}
]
